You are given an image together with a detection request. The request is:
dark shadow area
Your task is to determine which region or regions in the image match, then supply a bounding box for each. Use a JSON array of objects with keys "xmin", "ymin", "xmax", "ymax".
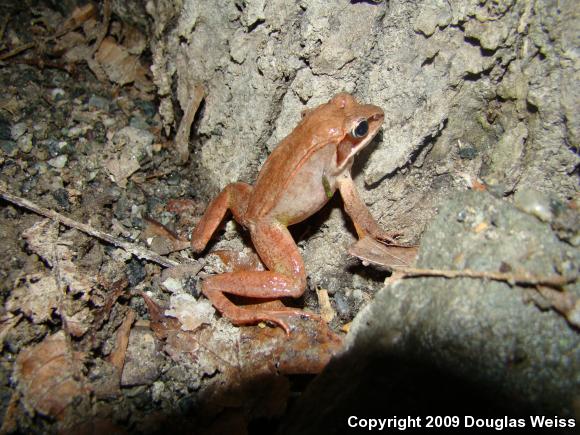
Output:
[
  {"xmin": 276, "ymin": 343, "xmax": 570, "ymax": 435},
  {"xmin": 91, "ymin": 335, "xmax": 570, "ymax": 435}
]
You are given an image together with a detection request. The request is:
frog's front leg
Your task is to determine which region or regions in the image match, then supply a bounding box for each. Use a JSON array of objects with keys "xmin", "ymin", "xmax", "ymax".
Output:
[
  {"xmin": 200, "ymin": 220, "xmax": 309, "ymax": 333},
  {"xmin": 337, "ymin": 173, "xmax": 399, "ymax": 243}
]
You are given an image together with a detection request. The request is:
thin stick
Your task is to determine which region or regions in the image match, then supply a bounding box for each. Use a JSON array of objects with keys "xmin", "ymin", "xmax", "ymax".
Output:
[
  {"xmin": 392, "ymin": 266, "xmax": 575, "ymax": 289},
  {"xmin": 108, "ymin": 309, "xmax": 136, "ymax": 371},
  {"xmin": 0, "ymin": 189, "xmax": 179, "ymax": 268}
]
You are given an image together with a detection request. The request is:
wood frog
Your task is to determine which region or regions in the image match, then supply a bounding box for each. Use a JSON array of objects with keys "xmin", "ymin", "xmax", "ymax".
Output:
[{"xmin": 191, "ymin": 93, "xmax": 393, "ymax": 333}]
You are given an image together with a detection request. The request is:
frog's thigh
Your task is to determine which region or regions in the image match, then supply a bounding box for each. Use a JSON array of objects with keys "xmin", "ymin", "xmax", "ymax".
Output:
[
  {"xmin": 191, "ymin": 182, "xmax": 252, "ymax": 252},
  {"xmin": 251, "ymin": 220, "xmax": 306, "ymax": 292},
  {"xmin": 202, "ymin": 222, "xmax": 306, "ymax": 300}
]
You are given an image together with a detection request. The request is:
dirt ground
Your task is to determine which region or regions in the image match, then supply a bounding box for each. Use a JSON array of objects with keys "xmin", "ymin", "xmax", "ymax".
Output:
[{"xmin": 0, "ymin": 3, "xmax": 348, "ymax": 433}]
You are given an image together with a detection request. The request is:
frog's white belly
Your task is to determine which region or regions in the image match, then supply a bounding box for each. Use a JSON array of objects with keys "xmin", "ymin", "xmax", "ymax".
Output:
[{"xmin": 270, "ymin": 145, "xmax": 338, "ymax": 226}]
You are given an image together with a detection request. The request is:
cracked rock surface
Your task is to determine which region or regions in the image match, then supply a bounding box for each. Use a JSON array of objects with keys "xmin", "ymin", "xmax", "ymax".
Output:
[{"xmin": 150, "ymin": 0, "xmax": 578, "ymax": 282}]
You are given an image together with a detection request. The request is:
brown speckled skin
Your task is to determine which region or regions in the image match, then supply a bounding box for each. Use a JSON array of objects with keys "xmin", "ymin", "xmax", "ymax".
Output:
[{"xmin": 191, "ymin": 93, "xmax": 391, "ymax": 333}]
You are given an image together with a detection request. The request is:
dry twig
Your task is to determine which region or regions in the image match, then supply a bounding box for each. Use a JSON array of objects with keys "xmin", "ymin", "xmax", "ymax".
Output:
[
  {"xmin": 108, "ymin": 309, "xmax": 136, "ymax": 372},
  {"xmin": 391, "ymin": 266, "xmax": 575, "ymax": 289},
  {"xmin": 349, "ymin": 236, "xmax": 575, "ymax": 290},
  {"xmin": 0, "ymin": 188, "xmax": 179, "ymax": 268}
]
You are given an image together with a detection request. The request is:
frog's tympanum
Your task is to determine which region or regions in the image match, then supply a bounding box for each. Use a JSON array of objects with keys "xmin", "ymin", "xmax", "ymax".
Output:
[{"xmin": 191, "ymin": 93, "xmax": 392, "ymax": 333}]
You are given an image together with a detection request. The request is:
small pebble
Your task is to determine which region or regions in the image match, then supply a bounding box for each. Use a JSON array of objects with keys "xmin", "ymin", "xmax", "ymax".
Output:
[
  {"xmin": 17, "ymin": 133, "xmax": 33, "ymax": 153},
  {"xmin": 514, "ymin": 188, "xmax": 553, "ymax": 222},
  {"xmin": 47, "ymin": 154, "xmax": 68, "ymax": 169},
  {"xmin": 130, "ymin": 116, "xmax": 149, "ymax": 130},
  {"xmin": 458, "ymin": 146, "xmax": 477, "ymax": 160},
  {"xmin": 88, "ymin": 95, "xmax": 110, "ymax": 111},
  {"xmin": 52, "ymin": 188, "xmax": 70, "ymax": 210},
  {"xmin": 0, "ymin": 140, "xmax": 18, "ymax": 157},
  {"xmin": 50, "ymin": 88, "xmax": 66, "ymax": 100},
  {"xmin": 11, "ymin": 122, "xmax": 28, "ymax": 140}
]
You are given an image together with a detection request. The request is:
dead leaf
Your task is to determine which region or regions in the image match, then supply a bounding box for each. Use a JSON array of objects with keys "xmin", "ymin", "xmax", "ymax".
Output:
[
  {"xmin": 23, "ymin": 220, "xmax": 95, "ymax": 295},
  {"xmin": 93, "ymin": 277, "xmax": 127, "ymax": 323},
  {"xmin": 93, "ymin": 37, "xmax": 153, "ymax": 91},
  {"xmin": 22, "ymin": 219, "xmax": 95, "ymax": 297},
  {"xmin": 18, "ymin": 220, "xmax": 99, "ymax": 337},
  {"xmin": 54, "ymin": 31, "xmax": 87, "ymax": 56},
  {"xmin": 108, "ymin": 309, "xmax": 136, "ymax": 372},
  {"xmin": 141, "ymin": 292, "xmax": 343, "ymax": 424},
  {"xmin": 241, "ymin": 316, "xmax": 343, "ymax": 375},
  {"xmin": 141, "ymin": 218, "xmax": 190, "ymax": 255},
  {"xmin": 348, "ymin": 236, "xmax": 419, "ymax": 270},
  {"xmin": 143, "ymin": 292, "xmax": 342, "ymax": 375},
  {"xmin": 60, "ymin": 3, "xmax": 96, "ymax": 32},
  {"xmin": 0, "ymin": 392, "xmax": 20, "ymax": 433},
  {"xmin": 120, "ymin": 25, "xmax": 147, "ymax": 55},
  {"xmin": 22, "ymin": 219, "xmax": 59, "ymax": 266},
  {"xmin": 104, "ymin": 153, "xmax": 141, "ymax": 188},
  {"xmin": 61, "ymin": 308, "xmax": 93, "ymax": 337},
  {"xmin": 165, "ymin": 293, "xmax": 215, "ymax": 331},
  {"xmin": 6, "ymin": 274, "xmax": 60, "ymax": 323},
  {"xmin": 14, "ymin": 331, "xmax": 89, "ymax": 420}
]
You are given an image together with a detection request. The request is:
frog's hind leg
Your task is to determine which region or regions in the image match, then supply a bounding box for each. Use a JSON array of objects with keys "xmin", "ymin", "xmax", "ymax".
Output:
[
  {"xmin": 200, "ymin": 222, "xmax": 311, "ymax": 333},
  {"xmin": 191, "ymin": 182, "xmax": 252, "ymax": 253}
]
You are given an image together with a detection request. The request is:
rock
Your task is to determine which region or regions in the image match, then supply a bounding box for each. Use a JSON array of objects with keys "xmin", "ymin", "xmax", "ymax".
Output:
[
  {"xmin": 10, "ymin": 122, "xmax": 28, "ymax": 140},
  {"xmin": 0, "ymin": 140, "xmax": 18, "ymax": 157},
  {"xmin": 88, "ymin": 94, "xmax": 111, "ymax": 111},
  {"xmin": 413, "ymin": 0, "xmax": 452, "ymax": 36},
  {"xmin": 17, "ymin": 133, "xmax": 33, "ymax": 153},
  {"xmin": 47, "ymin": 154, "xmax": 68, "ymax": 169},
  {"xmin": 514, "ymin": 188, "xmax": 554, "ymax": 222},
  {"xmin": 120, "ymin": 327, "xmax": 164, "ymax": 387},
  {"xmin": 464, "ymin": 19, "xmax": 508, "ymax": 51},
  {"xmin": 279, "ymin": 191, "xmax": 580, "ymax": 434}
]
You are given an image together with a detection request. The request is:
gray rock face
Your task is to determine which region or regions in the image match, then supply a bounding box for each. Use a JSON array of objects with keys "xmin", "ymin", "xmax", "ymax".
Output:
[
  {"xmin": 279, "ymin": 191, "xmax": 579, "ymax": 434},
  {"xmin": 149, "ymin": 0, "xmax": 578, "ymax": 278}
]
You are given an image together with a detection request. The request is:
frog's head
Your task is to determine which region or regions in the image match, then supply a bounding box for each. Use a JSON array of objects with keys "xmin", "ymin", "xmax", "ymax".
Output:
[{"xmin": 331, "ymin": 93, "xmax": 384, "ymax": 171}]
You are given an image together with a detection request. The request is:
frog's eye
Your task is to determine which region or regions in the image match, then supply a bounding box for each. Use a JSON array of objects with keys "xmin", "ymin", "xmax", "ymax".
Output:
[{"xmin": 351, "ymin": 120, "xmax": 369, "ymax": 138}]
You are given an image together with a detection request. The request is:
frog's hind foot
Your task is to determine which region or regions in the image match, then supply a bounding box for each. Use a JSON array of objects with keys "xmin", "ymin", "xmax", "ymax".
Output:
[
  {"xmin": 202, "ymin": 287, "xmax": 313, "ymax": 334},
  {"xmin": 231, "ymin": 304, "xmax": 313, "ymax": 335},
  {"xmin": 243, "ymin": 304, "xmax": 318, "ymax": 335}
]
